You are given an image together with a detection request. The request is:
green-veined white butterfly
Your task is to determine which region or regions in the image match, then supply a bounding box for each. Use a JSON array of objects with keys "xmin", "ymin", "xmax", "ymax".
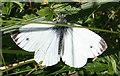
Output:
[{"xmin": 11, "ymin": 17, "xmax": 107, "ymax": 68}]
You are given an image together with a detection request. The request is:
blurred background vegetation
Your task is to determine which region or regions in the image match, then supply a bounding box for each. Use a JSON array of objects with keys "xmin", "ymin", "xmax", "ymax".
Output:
[{"xmin": 1, "ymin": 1, "xmax": 120, "ymax": 76}]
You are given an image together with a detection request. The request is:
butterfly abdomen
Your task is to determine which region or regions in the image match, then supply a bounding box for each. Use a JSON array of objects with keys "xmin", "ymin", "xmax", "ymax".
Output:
[{"xmin": 58, "ymin": 32, "xmax": 64, "ymax": 55}]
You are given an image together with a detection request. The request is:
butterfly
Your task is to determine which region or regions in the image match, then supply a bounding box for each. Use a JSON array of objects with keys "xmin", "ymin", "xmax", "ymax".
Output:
[{"xmin": 11, "ymin": 17, "xmax": 107, "ymax": 68}]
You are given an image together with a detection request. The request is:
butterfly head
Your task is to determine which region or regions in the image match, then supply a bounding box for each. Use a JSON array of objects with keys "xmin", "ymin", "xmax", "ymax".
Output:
[{"xmin": 58, "ymin": 14, "xmax": 67, "ymax": 24}]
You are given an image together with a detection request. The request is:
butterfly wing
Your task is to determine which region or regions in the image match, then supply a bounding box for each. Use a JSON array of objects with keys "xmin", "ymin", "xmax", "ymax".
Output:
[
  {"xmin": 11, "ymin": 23, "xmax": 60, "ymax": 66},
  {"xmin": 34, "ymin": 31, "xmax": 60, "ymax": 66},
  {"xmin": 11, "ymin": 23, "xmax": 54, "ymax": 52},
  {"xmin": 62, "ymin": 24, "xmax": 107, "ymax": 68}
]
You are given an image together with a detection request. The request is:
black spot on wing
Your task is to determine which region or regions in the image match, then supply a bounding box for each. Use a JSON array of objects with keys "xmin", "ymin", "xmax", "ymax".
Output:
[
  {"xmin": 90, "ymin": 46, "xmax": 93, "ymax": 48},
  {"xmin": 26, "ymin": 38, "xmax": 29, "ymax": 40},
  {"xmin": 98, "ymin": 52, "xmax": 100, "ymax": 55}
]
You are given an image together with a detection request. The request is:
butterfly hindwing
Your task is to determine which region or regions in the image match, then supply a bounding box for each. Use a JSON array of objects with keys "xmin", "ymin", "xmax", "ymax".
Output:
[
  {"xmin": 34, "ymin": 31, "xmax": 60, "ymax": 66},
  {"xmin": 62, "ymin": 28, "xmax": 88, "ymax": 67}
]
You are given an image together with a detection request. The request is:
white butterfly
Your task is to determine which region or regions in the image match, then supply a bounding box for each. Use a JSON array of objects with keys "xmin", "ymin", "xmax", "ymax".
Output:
[{"xmin": 11, "ymin": 19, "xmax": 107, "ymax": 68}]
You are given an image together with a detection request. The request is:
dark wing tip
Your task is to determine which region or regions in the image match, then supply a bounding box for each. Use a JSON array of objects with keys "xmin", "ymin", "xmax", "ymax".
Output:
[
  {"xmin": 11, "ymin": 33, "xmax": 18, "ymax": 39},
  {"xmin": 99, "ymin": 38, "xmax": 107, "ymax": 52},
  {"xmin": 11, "ymin": 28, "xmax": 20, "ymax": 41}
]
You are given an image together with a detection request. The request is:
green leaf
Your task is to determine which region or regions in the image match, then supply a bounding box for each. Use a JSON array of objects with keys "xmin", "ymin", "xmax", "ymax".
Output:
[
  {"xmin": 23, "ymin": 14, "xmax": 37, "ymax": 19},
  {"xmin": 77, "ymin": 70, "xmax": 84, "ymax": 76},
  {"xmin": 110, "ymin": 56, "xmax": 118, "ymax": 74},
  {"xmin": 10, "ymin": 17, "xmax": 25, "ymax": 21},
  {"xmin": 32, "ymin": 70, "xmax": 44, "ymax": 75},
  {"xmin": 84, "ymin": 62, "xmax": 108, "ymax": 72},
  {"xmin": 25, "ymin": 66, "xmax": 32, "ymax": 70},
  {"xmin": 54, "ymin": 6, "xmax": 66, "ymax": 13},
  {"xmin": 36, "ymin": 7, "xmax": 51, "ymax": 17},
  {"xmin": 12, "ymin": 1, "xmax": 24, "ymax": 12},
  {"xmin": 7, "ymin": 69, "xmax": 33, "ymax": 76},
  {"xmin": 2, "ymin": 49, "xmax": 34, "ymax": 55},
  {"xmin": 44, "ymin": 12, "xmax": 53, "ymax": 21},
  {"xmin": 118, "ymin": 24, "xmax": 120, "ymax": 28},
  {"xmin": 2, "ymin": 2, "xmax": 13, "ymax": 15},
  {"xmin": 7, "ymin": 2, "xmax": 13, "ymax": 15},
  {"xmin": 53, "ymin": 4, "xmax": 67, "ymax": 8},
  {"xmin": 48, "ymin": 66, "xmax": 70, "ymax": 75},
  {"xmin": 54, "ymin": 5, "xmax": 80, "ymax": 14},
  {"xmin": 2, "ymin": 5, "xmax": 7, "ymax": 15},
  {"xmin": 64, "ymin": 5, "xmax": 80, "ymax": 14}
]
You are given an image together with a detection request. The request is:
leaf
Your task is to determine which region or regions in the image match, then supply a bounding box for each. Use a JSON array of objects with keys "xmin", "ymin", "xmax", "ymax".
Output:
[
  {"xmin": 64, "ymin": 5, "xmax": 80, "ymax": 14},
  {"xmin": 84, "ymin": 62, "xmax": 108, "ymax": 72},
  {"xmin": 36, "ymin": 7, "xmax": 51, "ymax": 17},
  {"xmin": 53, "ymin": 4, "xmax": 66, "ymax": 8},
  {"xmin": 12, "ymin": 1, "xmax": 24, "ymax": 12},
  {"xmin": 2, "ymin": 3, "xmax": 13, "ymax": 15},
  {"xmin": 2, "ymin": 5, "xmax": 7, "ymax": 15},
  {"xmin": 110, "ymin": 56, "xmax": 118, "ymax": 74},
  {"xmin": 32, "ymin": 70, "xmax": 44, "ymax": 75},
  {"xmin": 6, "ymin": 2, "xmax": 13, "ymax": 15},
  {"xmin": 2, "ymin": 49, "xmax": 34, "ymax": 55},
  {"xmin": 118, "ymin": 24, "xmax": 120, "ymax": 28},
  {"xmin": 96, "ymin": 57, "xmax": 109, "ymax": 63},
  {"xmin": 54, "ymin": 6, "xmax": 66, "ymax": 13},
  {"xmin": 48, "ymin": 66, "xmax": 70, "ymax": 75},
  {"xmin": 44, "ymin": 12, "xmax": 53, "ymax": 21},
  {"xmin": 23, "ymin": 14, "xmax": 37, "ymax": 19},
  {"xmin": 77, "ymin": 70, "xmax": 84, "ymax": 76},
  {"xmin": 54, "ymin": 5, "xmax": 80, "ymax": 14},
  {"xmin": 10, "ymin": 17, "xmax": 25, "ymax": 21},
  {"xmin": 25, "ymin": 66, "xmax": 32, "ymax": 70}
]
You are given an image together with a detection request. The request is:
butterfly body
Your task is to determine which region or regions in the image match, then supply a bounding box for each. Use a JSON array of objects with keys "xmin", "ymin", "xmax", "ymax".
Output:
[{"xmin": 53, "ymin": 25, "xmax": 71, "ymax": 55}]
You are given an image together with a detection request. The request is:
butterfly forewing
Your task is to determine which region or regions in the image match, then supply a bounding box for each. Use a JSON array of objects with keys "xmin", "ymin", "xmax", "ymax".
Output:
[
  {"xmin": 11, "ymin": 23, "xmax": 55, "ymax": 52},
  {"xmin": 62, "ymin": 28, "xmax": 88, "ymax": 67}
]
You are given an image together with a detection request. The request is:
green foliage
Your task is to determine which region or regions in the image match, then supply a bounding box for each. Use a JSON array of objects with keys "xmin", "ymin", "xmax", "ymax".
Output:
[
  {"xmin": 1, "ymin": 2, "xmax": 120, "ymax": 76},
  {"xmin": 2, "ymin": 2, "xmax": 13, "ymax": 15},
  {"xmin": 84, "ymin": 62, "xmax": 108, "ymax": 72}
]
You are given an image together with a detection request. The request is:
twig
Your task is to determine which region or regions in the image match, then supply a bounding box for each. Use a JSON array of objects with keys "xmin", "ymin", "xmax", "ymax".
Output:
[{"xmin": 0, "ymin": 58, "xmax": 34, "ymax": 70}]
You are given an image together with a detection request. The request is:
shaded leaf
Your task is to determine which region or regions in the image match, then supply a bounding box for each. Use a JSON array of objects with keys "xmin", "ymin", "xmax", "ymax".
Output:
[
  {"xmin": 2, "ymin": 3, "xmax": 13, "ymax": 15},
  {"xmin": 12, "ymin": 1, "xmax": 24, "ymax": 12},
  {"xmin": 84, "ymin": 62, "xmax": 108, "ymax": 72}
]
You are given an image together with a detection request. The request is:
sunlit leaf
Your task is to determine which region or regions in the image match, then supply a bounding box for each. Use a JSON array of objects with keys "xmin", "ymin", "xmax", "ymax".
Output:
[{"xmin": 36, "ymin": 7, "xmax": 51, "ymax": 17}]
